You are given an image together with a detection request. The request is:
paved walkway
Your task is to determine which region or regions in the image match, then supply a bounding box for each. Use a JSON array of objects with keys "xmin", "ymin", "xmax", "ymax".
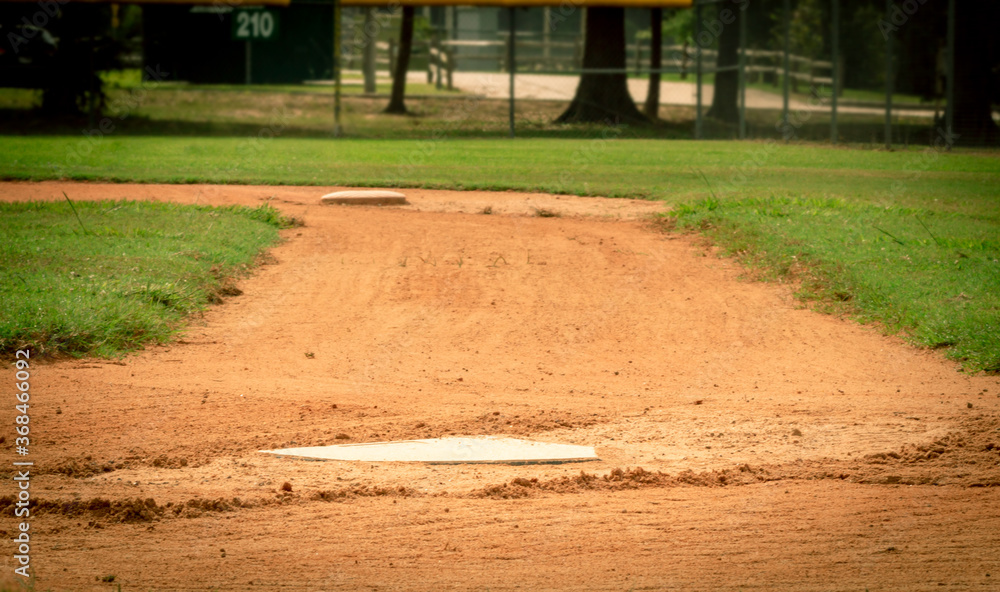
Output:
[{"xmin": 410, "ymin": 71, "xmax": 935, "ymax": 119}]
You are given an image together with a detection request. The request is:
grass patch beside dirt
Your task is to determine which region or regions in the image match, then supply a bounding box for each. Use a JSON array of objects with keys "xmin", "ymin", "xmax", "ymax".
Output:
[
  {"xmin": 1, "ymin": 137, "xmax": 997, "ymax": 215},
  {"xmin": 0, "ymin": 199, "xmax": 293, "ymax": 358},
  {"xmin": 666, "ymin": 195, "xmax": 1000, "ymax": 372}
]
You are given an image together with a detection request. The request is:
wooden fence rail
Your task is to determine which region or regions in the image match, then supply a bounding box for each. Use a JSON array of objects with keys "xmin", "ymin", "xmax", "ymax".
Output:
[{"xmin": 343, "ymin": 35, "xmax": 835, "ymax": 94}]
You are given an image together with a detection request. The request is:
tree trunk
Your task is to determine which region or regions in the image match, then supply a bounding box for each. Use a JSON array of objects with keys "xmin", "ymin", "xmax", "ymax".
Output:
[
  {"xmin": 643, "ymin": 8, "xmax": 662, "ymax": 119},
  {"xmin": 951, "ymin": 1, "xmax": 999, "ymax": 146},
  {"xmin": 384, "ymin": 6, "xmax": 414, "ymax": 114},
  {"xmin": 362, "ymin": 8, "xmax": 377, "ymax": 95},
  {"xmin": 556, "ymin": 7, "xmax": 647, "ymax": 125},
  {"xmin": 706, "ymin": 4, "xmax": 740, "ymax": 123}
]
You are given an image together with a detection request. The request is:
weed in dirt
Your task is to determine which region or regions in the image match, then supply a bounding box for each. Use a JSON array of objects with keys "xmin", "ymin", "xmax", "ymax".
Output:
[
  {"xmin": 533, "ymin": 207, "xmax": 560, "ymax": 218},
  {"xmin": 0, "ymin": 200, "xmax": 287, "ymax": 358},
  {"xmin": 488, "ymin": 255, "xmax": 508, "ymax": 268}
]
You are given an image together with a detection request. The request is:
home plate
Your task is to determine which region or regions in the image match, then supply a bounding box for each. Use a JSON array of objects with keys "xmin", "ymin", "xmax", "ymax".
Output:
[
  {"xmin": 260, "ymin": 436, "xmax": 599, "ymax": 465},
  {"xmin": 320, "ymin": 190, "xmax": 409, "ymax": 205}
]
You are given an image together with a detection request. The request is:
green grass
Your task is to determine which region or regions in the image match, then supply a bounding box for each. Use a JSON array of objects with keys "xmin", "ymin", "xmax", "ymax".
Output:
[
  {"xmin": 101, "ymin": 65, "xmax": 928, "ymax": 106},
  {"xmin": 101, "ymin": 68, "xmax": 465, "ymax": 97},
  {"xmin": 833, "ymin": 86, "xmax": 926, "ymax": 105},
  {"xmin": 1, "ymin": 137, "xmax": 995, "ymax": 213},
  {"xmin": 668, "ymin": 195, "xmax": 1000, "ymax": 371},
  {"xmin": 742, "ymin": 81, "xmax": 926, "ymax": 106},
  {"xmin": 0, "ymin": 199, "xmax": 291, "ymax": 358},
  {"xmin": 0, "ymin": 135, "xmax": 997, "ymax": 370},
  {"xmin": 129, "ymin": 82, "xmax": 459, "ymax": 96},
  {"xmin": 1, "ymin": 73, "xmax": 940, "ymax": 145}
]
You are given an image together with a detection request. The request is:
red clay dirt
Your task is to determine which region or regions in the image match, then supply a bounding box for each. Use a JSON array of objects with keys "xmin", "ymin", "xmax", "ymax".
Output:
[{"xmin": 1, "ymin": 181, "xmax": 999, "ymax": 591}]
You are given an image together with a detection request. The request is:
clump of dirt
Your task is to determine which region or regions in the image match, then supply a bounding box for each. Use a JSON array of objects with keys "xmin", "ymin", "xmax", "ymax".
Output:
[
  {"xmin": 0, "ymin": 495, "xmax": 247, "ymax": 523},
  {"xmin": 474, "ymin": 481, "xmax": 533, "ymax": 499},
  {"xmin": 151, "ymin": 455, "xmax": 190, "ymax": 469},
  {"xmin": 672, "ymin": 469, "xmax": 734, "ymax": 487},
  {"xmin": 858, "ymin": 415, "xmax": 1000, "ymax": 487},
  {"xmin": 48, "ymin": 454, "xmax": 202, "ymax": 478},
  {"xmin": 312, "ymin": 484, "xmax": 417, "ymax": 502},
  {"xmin": 0, "ymin": 496, "xmax": 162, "ymax": 523},
  {"xmin": 218, "ymin": 285, "xmax": 244, "ymax": 297},
  {"xmin": 329, "ymin": 410, "xmax": 606, "ymax": 444},
  {"xmin": 864, "ymin": 431, "xmax": 973, "ymax": 465},
  {"xmin": 455, "ymin": 411, "xmax": 600, "ymax": 437},
  {"xmin": 168, "ymin": 498, "xmax": 239, "ymax": 519},
  {"xmin": 51, "ymin": 457, "xmax": 122, "ymax": 478},
  {"xmin": 470, "ymin": 466, "xmax": 763, "ymax": 499},
  {"xmin": 470, "ymin": 456, "xmax": 1000, "ymax": 499}
]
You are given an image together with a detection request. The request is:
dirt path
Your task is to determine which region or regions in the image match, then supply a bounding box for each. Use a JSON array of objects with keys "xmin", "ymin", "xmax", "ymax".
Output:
[
  {"xmin": 2, "ymin": 182, "xmax": 998, "ymax": 591},
  {"xmin": 405, "ymin": 71, "xmax": 937, "ymax": 118}
]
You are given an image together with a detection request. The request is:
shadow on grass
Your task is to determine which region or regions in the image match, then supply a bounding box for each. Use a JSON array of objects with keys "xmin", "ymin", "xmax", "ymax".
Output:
[
  {"xmin": 0, "ymin": 99, "xmax": 945, "ymax": 144},
  {"xmin": 0, "ymin": 109, "xmax": 336, "ymax": 138}
]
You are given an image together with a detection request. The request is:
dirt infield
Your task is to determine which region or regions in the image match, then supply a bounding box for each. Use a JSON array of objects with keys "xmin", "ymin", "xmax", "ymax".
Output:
[{"xmin": 2, "ymin": 182, "xmax": 999, "ymax": 591}]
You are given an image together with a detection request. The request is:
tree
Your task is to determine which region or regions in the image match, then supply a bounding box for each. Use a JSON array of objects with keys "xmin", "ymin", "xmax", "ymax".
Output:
[
  {"xmin": 643, "ymin": 8, "xmax": 663, "ymax": 119},
  {"xmin": 951, "ymin": 0, "xmax": 999, "ymax": 145},
  {"xmin": 556, "ymin": 7, "xmax": 647, "ymax": 125},
  {"xmin": 384, "ymin": 6, "xmax": 414, "ymax": 114},
  {"xmin": 362, "ymin": 8, "xmax": 378, "ymax": 94},
  {"xmin": 40, "ymin": 36, "xmax": 108, "ymax": 116},
  {"xmin": 0, "ymin": 2, "xmax": 119, "ymax": 116},
  {"xmin": 661, "ymin": 8, "xmax": 693, "ymax": 79},
  {"xmin": 706, "ymin": 3, "xmax": 742, "ymax": 123},
  {"xmin": 841, "ymin": 3, "xmax": 887, "ymax": 90}
]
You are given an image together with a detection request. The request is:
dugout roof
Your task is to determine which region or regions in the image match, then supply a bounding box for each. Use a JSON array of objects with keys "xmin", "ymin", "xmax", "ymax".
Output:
[{"xmin": 2, "ymin": 0, "xmax": 692, "ymax": 7}]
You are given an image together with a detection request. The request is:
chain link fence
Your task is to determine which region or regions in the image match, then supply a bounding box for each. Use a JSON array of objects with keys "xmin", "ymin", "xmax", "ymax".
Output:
[{"xmin": 0, "ymin": 0, "xmax": 994, "ymax": 145}]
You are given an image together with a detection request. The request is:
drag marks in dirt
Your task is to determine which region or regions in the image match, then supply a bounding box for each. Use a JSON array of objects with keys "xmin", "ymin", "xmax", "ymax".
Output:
[{"xmin": 10, "ymin": 412, "xmax": 998, "ymax": 534}]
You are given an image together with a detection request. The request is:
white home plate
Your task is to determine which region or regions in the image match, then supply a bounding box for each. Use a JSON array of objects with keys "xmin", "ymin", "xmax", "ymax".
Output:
[
  {"xmin": 320, "ymin": 190, "xmax": 408, "ymax": 205},
  {"xmin": 260, "ymin": 436, "xmax": 598, "ymax": 465}
]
